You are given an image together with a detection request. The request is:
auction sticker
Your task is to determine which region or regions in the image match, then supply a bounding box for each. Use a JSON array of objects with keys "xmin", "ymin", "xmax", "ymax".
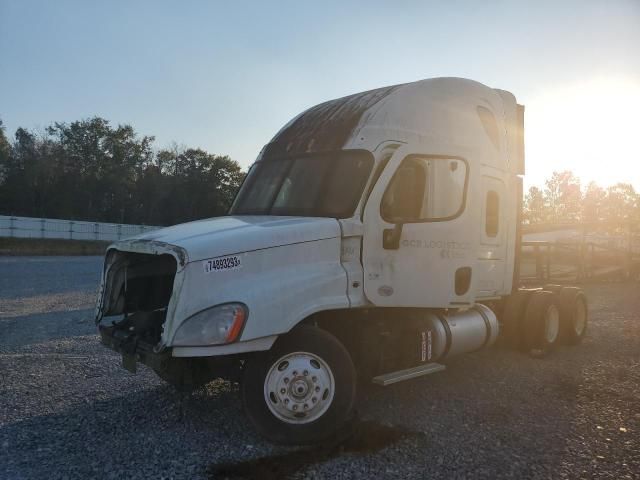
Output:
[{"xmin": 203, "ymin": 255, "xmax": 242, "ymax": 274}]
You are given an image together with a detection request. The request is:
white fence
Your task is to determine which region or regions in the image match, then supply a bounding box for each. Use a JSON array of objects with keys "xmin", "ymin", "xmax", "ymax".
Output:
[
  {"xmin": 0, "ymin": 215, "xmax": 161, "ymax": 242},
  {"xmin": 524, "ymin": 228, "xmax": 640, "ymax": 254}
]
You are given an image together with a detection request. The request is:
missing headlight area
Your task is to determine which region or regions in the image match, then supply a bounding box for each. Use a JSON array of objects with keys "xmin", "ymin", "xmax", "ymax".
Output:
[
  {"xmin": 99, "ymin": 251, "xmax": 178, "ymax": 347},
  {"xmin": 97, "ymin": 250, "xmax": 242, "ymax": 387}
]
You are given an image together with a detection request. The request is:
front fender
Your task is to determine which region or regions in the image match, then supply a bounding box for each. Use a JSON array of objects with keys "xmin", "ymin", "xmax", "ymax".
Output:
[{"xmin": 165, "ymin": 237, "xmax": 349, "ymax": 352}]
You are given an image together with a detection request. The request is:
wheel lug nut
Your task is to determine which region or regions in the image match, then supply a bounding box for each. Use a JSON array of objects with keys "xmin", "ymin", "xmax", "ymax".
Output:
[
  {"xmin": 292, "ymin": 371, "xmax": 298, "ymax": 376},
  {"xmin": 304, "ymin": 404, "xmax": 308, "ymax": 409},
  {"xmin": 284, "ymin": 399, "xmax": 289, "ymax": 404},
  {"xmin": 312, "ymin": 376, "xmax": 317, "ymax": 382},
  {"xmin": 312, "ymin": 397, "xmax": 317, "ymax": 403},
  {"xmin": 284, "ymin": 377, "xmax": 289, "ymax": 384},
  {"xmin": 280, "ymin": 388, "xmax": 286, "ymax": 394},
  {"xmin": 293, "ymin": 405, "xmax": 298, "ymax": 411},
  {"xmin": 303, "ymin": 370, "xmax": 309, "ymax": 376},
  {"xmin": 315, "ymin": 386, "xmax": 320, "ymax": 392}
]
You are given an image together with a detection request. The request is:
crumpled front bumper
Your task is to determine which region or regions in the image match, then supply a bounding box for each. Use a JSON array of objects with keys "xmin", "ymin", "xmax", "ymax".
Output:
[
  {"xmin": 98, "ymin": 323, "xmax": 245, "ymax": 383},
  {"xmin": 98, "ymin": 324, "xmax": 171, "ymax": 373}
]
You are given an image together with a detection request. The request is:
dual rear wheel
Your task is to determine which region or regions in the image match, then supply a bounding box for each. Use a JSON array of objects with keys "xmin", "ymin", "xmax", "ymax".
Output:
[
  {"xmin": 557, "ymin": 287, "xmax": 588, "ymax": 344},
  {"xmin": 503, "ymin": 286, "xmax": 588, "ymax": 356},
  {"xmin": 523, "ymin": 290, "xmax": 561, "ymax": 355}
]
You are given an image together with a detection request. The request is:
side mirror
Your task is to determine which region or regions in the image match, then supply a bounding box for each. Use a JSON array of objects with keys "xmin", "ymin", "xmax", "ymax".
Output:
[{"xmin": 383, "ymin": 222, "xmax": 403, "ymax": 250}]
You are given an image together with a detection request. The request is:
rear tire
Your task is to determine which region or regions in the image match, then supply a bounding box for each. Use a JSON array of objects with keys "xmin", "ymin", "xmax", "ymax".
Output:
[
  {"xmin": 558, "ymin": 287, "xmax": 588, "ymax": 345},
  {"xmin": 502, "ymin": 289, "xmax": 538, "ymax": 350},
  {"xmin": 523, "ymin": 290, "xmax": 561, "ymax": 357},
  {"xmin": 242, "ymin": 325, "xmax": 356, "ymax": 445}
]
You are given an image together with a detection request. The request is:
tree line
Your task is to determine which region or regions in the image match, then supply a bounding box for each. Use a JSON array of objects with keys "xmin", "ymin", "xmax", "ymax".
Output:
[
  {"xmin": 1, "ymin": 116, "xmax": 638, "ymax": 229},
  {"xmin": 0, "ymin": 117, "xmax": 245, "ymax": 226},
  {"xmin": 523, "ymin": 171, "xmax": 639, "ymax": 230}
]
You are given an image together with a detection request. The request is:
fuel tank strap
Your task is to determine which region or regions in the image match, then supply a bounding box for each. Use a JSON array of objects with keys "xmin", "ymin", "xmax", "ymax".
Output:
[
  {"xmin": 436, "ymin": 312, "xmax": 452, "ymax": 360},
  {"xmin": 472, "ymin": 305, "xmax": 493, "ymax": 351}
]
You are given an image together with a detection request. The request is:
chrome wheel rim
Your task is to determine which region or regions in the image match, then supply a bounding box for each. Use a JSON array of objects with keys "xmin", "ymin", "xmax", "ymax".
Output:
[
  {"xmin": 264, "ymin": 351, "xmax": 335, "ymax": 424},
  {"xmin": 544, "ymin": 304, "xmax": 560, "ymax": 343},
  {"xmin": 574, "ymin": 300, "xmax": 587, "ymax": 336}
]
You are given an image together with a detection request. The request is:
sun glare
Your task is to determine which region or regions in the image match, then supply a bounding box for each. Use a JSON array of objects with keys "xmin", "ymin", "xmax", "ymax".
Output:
[{"xmin": 525, "ymin": 77, "xmax": 640, "ymax": 189}]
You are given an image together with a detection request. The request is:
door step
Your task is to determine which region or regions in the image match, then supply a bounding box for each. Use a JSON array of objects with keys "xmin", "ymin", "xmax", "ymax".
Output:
[{"xmin": 372, "ymin": 363, "xmax": 446, "ymax": 386}]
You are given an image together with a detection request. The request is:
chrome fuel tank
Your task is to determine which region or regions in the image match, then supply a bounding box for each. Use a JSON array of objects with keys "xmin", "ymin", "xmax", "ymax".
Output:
[{"xmin": 423, "ymin": 304, "xmax": 499, "ymax": 361}]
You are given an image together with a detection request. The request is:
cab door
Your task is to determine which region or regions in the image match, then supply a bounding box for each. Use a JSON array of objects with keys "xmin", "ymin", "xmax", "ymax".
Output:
[
  {"xmin": 476, "ymin": 175, "xmax": 507, "ymax": 297},
  {"xmin": 362, "ymin": 146, "xmax": 477, "ymax": 307}
]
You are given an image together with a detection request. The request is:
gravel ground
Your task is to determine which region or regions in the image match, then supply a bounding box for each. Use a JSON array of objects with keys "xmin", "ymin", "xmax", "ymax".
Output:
[{"xmin": 1, "ymin": 256, "xmax": 638, "ymax": 479}]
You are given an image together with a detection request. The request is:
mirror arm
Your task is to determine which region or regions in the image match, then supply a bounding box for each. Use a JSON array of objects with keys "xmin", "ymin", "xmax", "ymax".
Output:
[{"xmin": 383, "ymin": 222, "xmax": 404, "ymax": 250}]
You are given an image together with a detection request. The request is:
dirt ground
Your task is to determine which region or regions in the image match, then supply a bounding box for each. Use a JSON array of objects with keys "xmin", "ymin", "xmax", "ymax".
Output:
[{"xmin": 1, "ymin": 256, "xmax": 638, "ymax": 479}]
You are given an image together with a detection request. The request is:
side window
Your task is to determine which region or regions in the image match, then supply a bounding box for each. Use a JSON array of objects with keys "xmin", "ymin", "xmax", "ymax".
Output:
[
  {"xmin": 381, "ymin": 157, "xmax": 467, "ymax": 222},
  {"xmin": 485, "ymin": 190, "xmax": 499, "ymax": 237}
]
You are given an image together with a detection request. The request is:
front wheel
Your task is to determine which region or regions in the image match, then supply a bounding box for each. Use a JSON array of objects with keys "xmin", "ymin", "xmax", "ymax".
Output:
[{"xmin": 242, "ymin": 325, "xmax": 356, "ymax": 445}]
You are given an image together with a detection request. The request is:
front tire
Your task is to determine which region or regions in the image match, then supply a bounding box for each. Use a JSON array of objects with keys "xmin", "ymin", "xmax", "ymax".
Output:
[{"xmin": 242, "ymin": 325, "xmax": 356, "ymax": 445}]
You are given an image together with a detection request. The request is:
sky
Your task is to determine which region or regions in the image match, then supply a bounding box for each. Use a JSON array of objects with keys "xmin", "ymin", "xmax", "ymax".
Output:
[{"xmin": 1, "ymin": 0, "xmax": 639, "ymax": 189}]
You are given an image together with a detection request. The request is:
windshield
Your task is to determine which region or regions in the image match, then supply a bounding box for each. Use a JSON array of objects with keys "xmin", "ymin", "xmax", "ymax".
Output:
[{"xmin": 230, "ymin": 151, "xmax": 374, "ymax": 218}]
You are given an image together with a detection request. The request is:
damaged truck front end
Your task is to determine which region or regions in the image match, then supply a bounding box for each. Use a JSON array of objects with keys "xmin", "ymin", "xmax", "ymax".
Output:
[{"xmin": 95, "ymin": 241, "xmax": 239, "ymax": 388}]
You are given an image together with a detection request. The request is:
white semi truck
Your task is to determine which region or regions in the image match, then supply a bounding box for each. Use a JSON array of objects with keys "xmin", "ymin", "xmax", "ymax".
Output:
[{"xmin": 95, "ymin": 78, "xmax": 588, "ymax": 445}]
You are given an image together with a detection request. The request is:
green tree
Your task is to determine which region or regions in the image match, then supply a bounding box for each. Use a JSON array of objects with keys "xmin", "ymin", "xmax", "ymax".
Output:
[
  {"xmin": 152, "ymin": 147, "xmax": 244, "ymax": 225},
  {"xmin": 582, "ymin": 182, "xmax": 607, "ymax": 225},
  {"xmin": 603, "ymin": 183, "xmax": 639, "ymax": 231},
  {"xmin": 0, "ymin": 119, "xmax": 10, "ymax": 178},
  {"xmin": 44, "ymin": 118, "xmax": 155, "ymax": 221},
  {"xmin": 524, "ymin": 186, "xmax": 546, "ymax": 224},
  {"xmin": 544, "ymin": 171, "xmax": 582, "ymax": 223},
  {"xmin": 0, "ymin": 116, "xmax": 245, "ymax": 225},
  {"xmin": 1, "ymin": 127, "xmax": 54, "ymax": 216},
  {"xmin": 0, "ymin": 118, "xmax": 12, "ymax": 206}
]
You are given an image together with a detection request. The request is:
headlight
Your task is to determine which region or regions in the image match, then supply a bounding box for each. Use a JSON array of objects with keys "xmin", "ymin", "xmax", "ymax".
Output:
[{"xmin": 172, "ymin": 303, "xmax": 247, "ymax": 346}]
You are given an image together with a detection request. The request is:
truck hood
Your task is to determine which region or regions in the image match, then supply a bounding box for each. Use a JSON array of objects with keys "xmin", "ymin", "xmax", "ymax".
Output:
[{"xmin": 120, "ymin": 215, "xmax": 341, "ymax": 262}]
